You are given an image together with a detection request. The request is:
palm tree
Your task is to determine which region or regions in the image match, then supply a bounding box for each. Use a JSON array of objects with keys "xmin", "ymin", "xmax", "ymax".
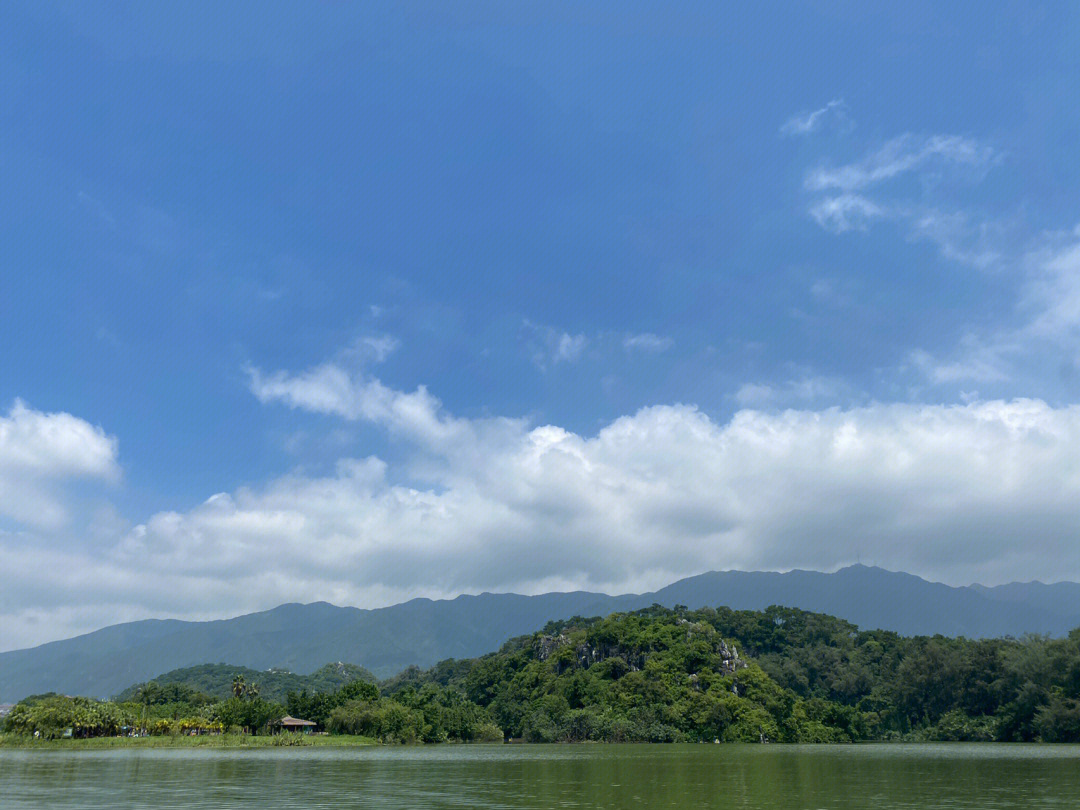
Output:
[
  {"xmin": 231, "ymin": 674, "xmax": 246, "ymax": 699},
  {"xmin": 247, "ymin": 682, "xmax": 260, "ymax": 700}
]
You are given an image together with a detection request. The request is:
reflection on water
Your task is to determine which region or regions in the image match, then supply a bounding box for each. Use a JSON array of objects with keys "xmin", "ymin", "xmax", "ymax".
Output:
[{"xmin": 3, "ymin": 743, "xmax": 1078, "ymax": 809}]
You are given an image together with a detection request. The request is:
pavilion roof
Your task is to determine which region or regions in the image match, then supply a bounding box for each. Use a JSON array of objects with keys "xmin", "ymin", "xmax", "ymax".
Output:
[{"xmin": 279, "ymin": 715, "xmax": 317, "ymax": 726}]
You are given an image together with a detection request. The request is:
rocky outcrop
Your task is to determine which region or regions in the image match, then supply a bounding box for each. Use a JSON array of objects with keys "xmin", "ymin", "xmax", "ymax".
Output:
[{"xmin": 535, "ymin": 620, "xmax": 747, "ymax": 676}]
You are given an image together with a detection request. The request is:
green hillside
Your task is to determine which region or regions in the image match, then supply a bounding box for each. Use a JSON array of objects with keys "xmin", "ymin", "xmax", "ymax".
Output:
[
  {"xmin": 115, "ymin": 661, "xmax": 375, "ymax": 704},
  {"xmin": 7, "ymin": 605, "xmax": 1079, "ymax": 744},
  {"xmin": 383, "ymin": 604, "xmax": 1080, "ymax": 742},
  {"xmin": 5, "ymin": 566, "xmax": 1080, "ymax": 703}
]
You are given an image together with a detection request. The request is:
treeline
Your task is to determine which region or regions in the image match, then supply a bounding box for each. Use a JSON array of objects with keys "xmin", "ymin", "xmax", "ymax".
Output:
[
  {"xmin": 709, "ymin": 605, "xmax": 1080, "ymax": 742},
  {"xmin": 113, "ymin": 661, "xmax": 376, "ymax": 704},
  {"xmin": 1, "ymin": 670, "xmax": 503, "ymax": 743},
  {"xmin": 393, "ymin": 606, "xmax": 847, "ymax": 743},
  {"xmin": 376, "ymin": 604, "xmax": 1080, "ymax": 743},
  {"xmin": 5, "ymin": 605, "xmax": 1080, "ymax": 743}
]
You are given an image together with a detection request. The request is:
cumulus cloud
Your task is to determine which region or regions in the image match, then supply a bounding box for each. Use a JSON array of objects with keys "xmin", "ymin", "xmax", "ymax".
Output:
[
  {"xmin": 11, "ymin": 369, "xmax": 1080, "ymax": 650},
  {"xmin": 247, "ymin": 363, "xmax": 492, "ymax": 453},
  {"xmin": 112, "ymin": 397, "xmax": 1080, "ymax": 600},
  {"xmin": 0, "ymin": 400, "xmax": 119, "ymax": 529},
  {"xmin": 780, "ymin": 98, "xmax": 849, "ymax": 136}
]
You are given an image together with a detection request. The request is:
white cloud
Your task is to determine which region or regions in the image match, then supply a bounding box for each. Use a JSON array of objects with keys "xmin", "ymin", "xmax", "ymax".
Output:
[
  {"xmin": 801, "ymin": 130, "xmax": 1003, "ymax": 254},
  {"xmin": 735, "ymin": 375, "xmax": 846, "ymax": 406},
  {"xmin": 521, "ymin": 321, "xmax": 588, "ymax": 370},
  {"xmin": 0, "ymin": 401, "xmax": 119, "ymax": 529},
  {"xmin": 809, "ymin": 194, "xmax": 886, "ymax": 233},
  {"xmin": 353, "ymin": 335, "xmax": 399, "ymax": 363},
  {"xmin": 1019, "ymin": 233, "xmax": 1080, "ymax": 343},
  {"xmin": 11, "ymin": 366, "xmax": 1080, "ymax": 648},
  {"xmin": 907, "ymin": 210, "xmax": 1005, "ymax": 270},
  {"xmin": 780, "ymin": 98, "xmax": 849, "ymax": 136},
  {"xmin": 623, "ymin": 333, "xmax": 674, "ymax": 353},
  {"xmin": 907, "ymin": 343, "xmax": 1012, "ymax": 385},
  {"xmin": 247, "ymin": 363, "xmax": 485, "ymax": 452},
  {"xmin": 806, "ymin": 134, "xmax": 997, "ymax": 193},
  {"xmin": 733, "ymin": 383, "xmax": 775, "ymax": 406},
  {"xmin": 905, "ymin": 228, "xmax": 1080, "ymax": 385},
  {"xmin": 114, "ymin": 397, "xmax": 1080, "ymax": 599}
]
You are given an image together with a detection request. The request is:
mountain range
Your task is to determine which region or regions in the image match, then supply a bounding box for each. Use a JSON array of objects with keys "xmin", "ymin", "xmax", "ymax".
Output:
[{"xmin": 2, "ymin": 564, "xmax": 1079, "ymax": 702}]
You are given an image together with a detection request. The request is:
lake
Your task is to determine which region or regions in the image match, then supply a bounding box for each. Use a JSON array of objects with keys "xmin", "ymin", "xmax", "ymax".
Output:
[{"xmin": 2, "ymin": 743, "xmax": 1078, "ymax": 808}]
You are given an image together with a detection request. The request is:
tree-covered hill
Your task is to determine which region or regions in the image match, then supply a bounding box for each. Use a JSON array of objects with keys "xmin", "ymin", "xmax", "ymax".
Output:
[
  {"xmin": 383, "ymin": 605, "xmax": 1080, "ymax": 742},
  {"xmin": 116, "ymin": 661, "xmax": 375, "ymax": 704},
  {"xmin": 4, "ymin": 565, "xmax": 1079, "ymax": 703},
  {"xmin": 9, "ymin": 605, "xmax": 1080, "ymax": 743}
]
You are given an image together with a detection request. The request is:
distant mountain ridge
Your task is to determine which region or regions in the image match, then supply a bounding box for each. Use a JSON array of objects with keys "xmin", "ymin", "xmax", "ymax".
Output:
[{"xmin": 2, "ymin": 564, "xmax": 1078, "ymax": 702}]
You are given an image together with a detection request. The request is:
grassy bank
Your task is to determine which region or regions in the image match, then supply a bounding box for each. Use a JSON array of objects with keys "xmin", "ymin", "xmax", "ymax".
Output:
[{"xmin": 0, "ymin": 733, "xmax": 378, "ymax": 750}]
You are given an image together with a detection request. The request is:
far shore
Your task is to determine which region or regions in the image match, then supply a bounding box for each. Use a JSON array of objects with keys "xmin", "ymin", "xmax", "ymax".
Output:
[{"xmin": 0, "ymin": 733, "xmax": 379, "ymax": 750}]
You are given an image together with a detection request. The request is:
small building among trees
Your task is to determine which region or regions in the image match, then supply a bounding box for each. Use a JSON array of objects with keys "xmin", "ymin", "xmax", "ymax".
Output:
[{"xmin": 277, "ymin": 715, "xmax": 317, "ymax": 734}]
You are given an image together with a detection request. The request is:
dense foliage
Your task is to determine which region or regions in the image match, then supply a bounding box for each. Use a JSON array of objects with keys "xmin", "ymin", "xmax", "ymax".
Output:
[
  {"xmin": 709, "ymin": 605, "xmax": 1080, "ymax": 742},
  {"xmin": 392, "ymin": 606, "xmax": 847, "ymax": 743},
  {"xmin": 116, "ymin": 661, "xmax": 375, "ymax": 704},
  {"xmin": 380, "ymin": 604, "xmax": 1080, "ymax": 743},
  {"xmin": 4, "ymin": 695, "xmax": 129, "ymax": 739},
  {"xmin": 6, "ymin": 606, "xmax": 1080, "ymax": 743}
]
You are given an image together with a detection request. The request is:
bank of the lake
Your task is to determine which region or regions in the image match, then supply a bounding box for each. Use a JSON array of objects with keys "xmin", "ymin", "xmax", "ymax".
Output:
[{"xmin": 0, "ymin": 732, "xmax": 377, "ymax": 750}]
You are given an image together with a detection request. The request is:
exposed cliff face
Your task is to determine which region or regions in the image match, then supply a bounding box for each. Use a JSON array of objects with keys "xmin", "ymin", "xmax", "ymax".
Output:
[{"xmin": 535, "ymin": 617, "xmax": 746, "ymax": 677}]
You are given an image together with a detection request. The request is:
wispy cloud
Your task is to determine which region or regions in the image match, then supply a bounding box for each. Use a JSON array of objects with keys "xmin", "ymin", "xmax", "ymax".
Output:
[
  {"xmin": 347, "ymin": 335, "xmax": 400, "ymax": 364},
  {"xmin": 907, "ymin": 210, "xmax": 1005, "ymax": 270},
  {"xmin": 904, "ymin": 227, "xmax": 1080, "ymax": 386},
  {"xmin": 780, "ymin": 99, "xmax": 849, "ymax": 137},
  {"xmin": 734, "ymin": 374, "xmax": 848, "ymax": 406},
  {"xmin": 521, "ymin": 321, "xmax": 589, "ymax": 370},
  {"xmin": 623, "ymin": 332, "xmax": 674, "ymax": 353},
  {"xmin": 797, "ymin": 122, "xmax": 1013, "ymax": 276},
  {"xmin": 808, "ymin": 193, "xmax": 886, "ymax": 233},
  {"xmin": 806, "ymin": 134, "xmax": 997, "ymax": 192},
  {"xmin": 907, "ymin": 342, "xmax": 1012, "ymax": 385}
]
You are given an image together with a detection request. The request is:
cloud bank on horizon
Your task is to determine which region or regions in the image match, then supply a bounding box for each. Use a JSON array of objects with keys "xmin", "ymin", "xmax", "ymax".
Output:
[{"xmin": 4, "ymin": 2, "xmax": 1080, "ymax": 650}]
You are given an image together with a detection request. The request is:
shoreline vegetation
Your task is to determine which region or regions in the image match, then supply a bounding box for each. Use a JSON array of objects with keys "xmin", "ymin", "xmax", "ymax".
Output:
[
  {"xmin": 3, "ymin": 605, "xmax": 1079, "ymax": 746},
  {"xmin": 0, "ymin": 732, "xmax": 378, "ymax": 749}
]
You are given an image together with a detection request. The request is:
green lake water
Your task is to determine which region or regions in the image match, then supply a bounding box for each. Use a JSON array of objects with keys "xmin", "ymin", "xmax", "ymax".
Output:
[{"xmin": 2, "ymin": 743, "xmax": 1078, "ymax": 809}]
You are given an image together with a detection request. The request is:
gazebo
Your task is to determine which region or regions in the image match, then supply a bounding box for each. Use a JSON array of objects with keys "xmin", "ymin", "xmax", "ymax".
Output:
[{"xmin": 278, "ymin": 715, "xmax": 317, "ymax": 734}]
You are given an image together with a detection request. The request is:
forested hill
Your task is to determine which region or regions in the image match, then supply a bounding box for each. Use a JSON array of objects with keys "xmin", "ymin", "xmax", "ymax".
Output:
[
  {"xmin": 93, "ymin": 604, "xmax": 1080, "ymax": 743},
  {"xmin": 8, "ymin": 605, "xmax": 1080, "ymax": 743},
  {"xmin": 3, "ymin": 565, "xmax": 1079, "ymax": 702},
  {"xmin": 115, "ymin": 662, "xmax": 375, "ymax": 704},
  {"xmin": 381, "ymin": 605, "xmax": 1080, "ymax": 743}
]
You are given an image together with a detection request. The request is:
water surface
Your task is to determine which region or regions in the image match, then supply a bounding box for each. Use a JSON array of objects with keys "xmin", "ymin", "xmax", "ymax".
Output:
[{"xmin": 2, "ymin": 743, "xmax": 1078, "ymax": 809}]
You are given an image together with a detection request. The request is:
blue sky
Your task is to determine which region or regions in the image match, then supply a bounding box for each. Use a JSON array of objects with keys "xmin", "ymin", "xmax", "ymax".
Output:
[{"xmin": 4, "ymin": 2, "xmax": 1080, "ymax": 648}]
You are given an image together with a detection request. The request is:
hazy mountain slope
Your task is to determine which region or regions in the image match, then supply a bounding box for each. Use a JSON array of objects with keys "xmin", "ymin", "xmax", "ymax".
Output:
[
  {"xmin": 971, "ymin": 580, "xmax": 1080, "ymax": 624},
  {"xmin": 653, "ymin": 566, "xmax": 1080, "ymax": 638},
  {"xmin": 2, "ymin": 565, "xmax": 1078, "ymax": 701}
]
